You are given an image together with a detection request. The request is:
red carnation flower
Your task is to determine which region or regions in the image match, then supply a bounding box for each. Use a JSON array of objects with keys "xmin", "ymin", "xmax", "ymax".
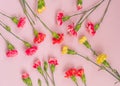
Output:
[
  {"xmin": 25, "ymin": 46, "xmax": 38, "ymax": 56},
  {"xmin": 48, "ymin": 58, "xmax": 58, "ymax": 66},
  {"xmin": 22, "ymin": 72, "xmax": 29, "ymax": 79},
  {"xmin": 17, "ymin": 17, "xmax": 26, "ymax": 28},
  {"xmin": 77, "ymin": 68, "xmax": 84, "ymax": 77},
  {"xmin": 86, "ymin": 21, "xmax": 96, "ymax": 36},
  {"xmin": 34, "ymin": 33, "xmax": 46, "ymax": 44},
  {"xmin": 57, "ymin": 12, "xmax": 64, "ymax": 25},
  {"xmin": 52, "ymin": 33, "xmax": 64, "ymax": 44},
  {"xmin": 33, "ymin": 59, "xmax": 41, "ymax": 68},
  {"xmin": 65, "ymin": 68, "xmax": 77, "ymax": 78},
  {"xmin": 67, "ymin": 23, "xmax": 77, "ymax": 36},
  {"xmin": 6, "ymin": 49, "xmax": 18, "ymax": 57},
  {"xmin": 77, "ymin": 4, "xmax": 82, "ymax": 10}
]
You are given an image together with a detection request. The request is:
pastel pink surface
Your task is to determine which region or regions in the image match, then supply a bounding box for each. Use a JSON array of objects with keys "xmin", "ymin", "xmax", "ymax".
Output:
[{"xmin": 0, "ymin": 0, "xmax": 120, "ymax": 86}]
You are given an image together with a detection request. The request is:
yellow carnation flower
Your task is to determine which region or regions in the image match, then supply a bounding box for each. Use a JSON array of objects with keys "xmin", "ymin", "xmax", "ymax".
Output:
[
  {"xmin": 37, "ymin": 6, "xmax": 46, "ymax": 13},
  {"xmin": 79, "ymin": 36, "xmax": 87, "ymax": 44},
  {"xmin": 96, "ymin": 54, "xmax": 107, "ymax": 64},
  {"xmin": 62, "ymin": 46, "xmax": 68, "ymax": 54}
]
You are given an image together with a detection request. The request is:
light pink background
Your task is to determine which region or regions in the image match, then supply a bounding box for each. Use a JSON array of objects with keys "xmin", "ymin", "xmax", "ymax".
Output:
[{"xmin": 0, "ymin": 0, "xmax": 120, "ymax": 86}]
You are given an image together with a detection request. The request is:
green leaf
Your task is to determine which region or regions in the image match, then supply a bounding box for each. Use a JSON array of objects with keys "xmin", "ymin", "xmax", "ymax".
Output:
[
  {"xmin": 67, "ymin": 49, "xmax": 77, "ymax": 55},
  {"xmin": 7, "ymin": 43, "xmax": 15, "ymax": 50},
  {"xmin": 22, "ymin": 78, "xmax": 33, "ymax": 86},
  {"xmin": 102, "ymin": 60, "xmax": 110, "ymax": 67},
  {"xmin": 11, "ymin": 17, "xmax": 19, "ymax": 24},
  {"xmin": 44, "ymin": 61, "xmax": 48, "ymax": 71},
  {"xmin": 50, "ymin": 64, "xmax": 55, "ymax": 73},
  {"xmin": 81, "ymin": 74, "xmax": 86, "ymax": 84},
  {"xmin": 83, "ymin": 41, "xmax": 91, "ymax": 49},
  {"xmin": 24, "ymin": 42, "xmax": 31, "ymax": 48},
  {"xmin": 37, "ymin": 67, "xmax": 44, "ymax": 75},
  {"xmin": 34, "ymin": 29, "xmax": 38, "ymax": 37},
  {"xmin": 77, "ymin": 0, "xmax": 83, "ymax": 5},
  {"xmin": 52, "ymin": 32, "xmax": 59, "ymax": 39},
  {"xmin": 5, "ymin": 26, "xmax": 11, "ymax": 32},
  {"xmin": 71, "ymin": 76, "xmax": 77, "ymax": 82},
  {"xmin": 62, "ymin": 16, "xmax": 70, "ymax": 22},
  {"xmin": 94, "ymin": 23, "xmax": 100, "ymax": 30},
  {"xmin": 75, "ymin": 23, "xmax": 81, "ymax": 32}
]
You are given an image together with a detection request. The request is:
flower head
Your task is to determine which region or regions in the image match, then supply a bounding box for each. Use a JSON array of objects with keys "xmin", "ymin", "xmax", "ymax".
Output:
[
  {"xmin": 52, "ymin": 33, "xmax": 64, "ymax": 44},
  {"xmin": 25, "ymin": 46, "xmax": 38, "ymax": 56},
  {"xmin": 77, "ymin": 4, "xmax": 82, "ymax": 10},
  {"xmin": 22, "ymin": 72, "xmax": 29, "ymax": 79},
  {"xmin": 67, "ymin": 23, "xmax": 77, "ymax": 36},
  {"xmin": 37, "ymin": 7, "xmax": 46, "ymax": 13},
  {"xmin": 48, "ymin": 58, "xmax": 58, "ymax": 66},
  {"xmin": 62, "ymin": 46, "xmax": 68, "ymax": 54},
  {"xmin": 37, "ymin": 0, "xmax": 46, "ymax": 13},
  {"xmin": 77, "ymin": 0, "xmax": 83, "ymax": 10},
  {"xmin": 34, "ymin": 33, "xmax": 46, "ymax": 44},
  {"xmin": 33, "ymin": 59, "xmax": 41, "ymax": 68},
  {"xmin": 86, "ymin": 21, "xmax": 96, "ymax": 36},
  {"xmin": 96, "ymin": 54, "xmax": 107, "ymax": 64},
  {"xmin": 65, "ymin": 68, "xmax": 77, "ymax": 78},
  {"xmin": 61, "ymin": 46, "xmax": 77, "ymax": 55},
  {"xmin": 48, "ymin": 58, "xmax": 58, "ymax": 73},
  {"xmin": 17, "ymin": 17, "xmax": 26, "ymax": 28},
  {"xmin": 57, "ymin": 12, "xmax": 70, "ymax": 26},
  {"xmin": 12, "ymin": 17, "xmax": 26, "ymax": 28},
  {"xmin": 77, "ymin": 68, "xmax": 84, "ymax": 77},
  {"xmin": 79, "ymin": 36, "xmax": 91, "ymax": 48},
  {"xmin": 57, "ymin": 12, "xmax": 64, "ymax": 25},
  {"xmin": 79, "ymin": 36, "xmax": 87, "ymax": 44},
  {"xmin": 6, "ymin": 49, "xmax": 18, "ymax": 57},
  {"xmin": 21, "ymin": 72, "xmax": 33, "ymax": 86}
]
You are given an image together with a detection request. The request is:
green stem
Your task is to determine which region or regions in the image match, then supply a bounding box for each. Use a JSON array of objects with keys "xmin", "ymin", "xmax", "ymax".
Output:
[
  {"xmin": 19, "ymin": 0, "xmax": 35, "ymax": 27},
  {"xmin": 0, "ymin": 21, "xmax": 26, "ymax": 43},
  {"xmin": 70, "ymin": 0, "xmax": 104, "ymax": 18},
  {"xmin": 24, "ymin": 0, "xmax": 36, "ymax": 18},
  {"xmin": 38, "ymin": 79, "xmax": 41, "ymax": 86},
  {"xmin": 79, "ymin": 0, "xmax": 104, "ymax": 24},
  {"xmin": 90, "ymin": 48, "xmax": 98, "ymax": 56},
  {"xmin": 76, "ymin": 53, "xmax": 120, "ymax": 81},
  {"xmin": 25, "ymin": 12, "xmax": 36, "ymax": 33},
  {"xmin": 51, "ymin": 72, "xmax": 55, "ymax": 86},
  {"xmin": 100, "ymin": 0, "xmax": 112, "ymax": 23},
  {"xmin": 23, "ymin": 0, "xmax": 53, "ymax": 33},
  {"xmin": 42, "ymin": 74, "xmax": 49, "ymax": 86},
  {"xmin": 45, "ymin": 71, "xmax": 54, "ymax": 84},
  {"xmin": 89, "ymin": 46, "xmax": 120, "ymax": 79},
  {"xmin": 0, "ymin": 32, "xmax": 9, "ymax": 44},
  {"xmin": 75, "ymin": 81, "xmax": 79, "ymax": 86},
  {"xmin": 0, "ymin": 11, "xmax": 11, "ymax": 19}
]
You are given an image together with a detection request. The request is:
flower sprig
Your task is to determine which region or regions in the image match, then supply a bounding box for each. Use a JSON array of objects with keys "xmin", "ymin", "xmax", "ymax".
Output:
[
  {"xmin": 0, "ymin": 11, "xmax": 26, "ymax": 28},
  {"xmin": 22, "ymin": 72, "xmax": 33, "ymax": 86},
  {"xmin": 71, "ymin": 0, "xmax": 105, "ymax": 36},
  {"xmin": 37, "ymin": 0, "xmax": 46, "ymax": 13},
  {"xmin": 77, "ymin": 0, "xmax": 83, "ymax": 10},
  {"xmin": 21, "ymin": 0, "xmax": 64, "ymax": 44},
  {"xmin": 33, "ymin": 59, "xmax": 49, "ymax": 86},
  {"xmin": 79, "ymin": 36, "xmax": 120, "ymax": 82},
  {"xmin": 65, "ymin": 67, "xmax": 86, "ymax": 86},
  {"xmin": 19, "ymin": 0, "xmax": 46, "ymax": 44},
  {"xmin": 33, "ymin": 57, "xmax": 58, "ymax": 86},
  {"xmin": 86, "ymin": 0, "xmax": 112, "ymax": 36},
  {"xmin": 0, "ymin": 33, "xmax": 18, "ymax": 57},
  {"xmin": 61, "ymin": 46, "xmax": 120, "ymax": 82},
  {"xmin": 0, "ymin": 20, "xmax": 37, "ymax": 56},
  {"xmin": 56, "ymin": 0, "xmax": 104, "ymax": 26}
]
